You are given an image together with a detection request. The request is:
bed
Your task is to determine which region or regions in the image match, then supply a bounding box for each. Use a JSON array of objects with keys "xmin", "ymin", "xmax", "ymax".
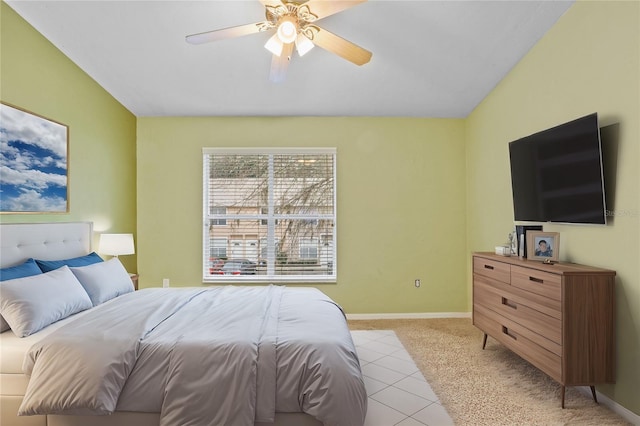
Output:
[{"xmin": 0, "ymin": 222, "xmax": 367, "ymax": 426}]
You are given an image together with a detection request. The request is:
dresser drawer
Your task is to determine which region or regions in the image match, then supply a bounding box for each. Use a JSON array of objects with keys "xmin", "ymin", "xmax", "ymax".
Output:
[
  {"xmin": 473, "ymin": 257, "xmax": 511, "ymax": 284},
  {"xmin": 474, "ymin": 307, "xmax": 561, "ymax": 382},
  {"xmin": 475, "ymin": 280, "xmax": 561, "ymax": 345},
  {"xmin": 474, "ymin": 273, "xmax": 561, "ymax": 319},
  {"xmin": 511, "ymin": 265, "xmax": 561, "ymax": 301}
]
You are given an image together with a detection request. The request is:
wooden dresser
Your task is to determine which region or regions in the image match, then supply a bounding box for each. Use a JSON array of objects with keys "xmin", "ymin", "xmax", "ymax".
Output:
[{"xmin": 472, "ymin": 252, "xmax": 615, "ymax": 407}]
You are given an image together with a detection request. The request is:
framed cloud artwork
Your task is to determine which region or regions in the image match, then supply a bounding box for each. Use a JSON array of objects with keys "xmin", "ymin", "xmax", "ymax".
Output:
[{"xmin": 0, "ymin": 102, "xmax": 69, "ymax": 213}]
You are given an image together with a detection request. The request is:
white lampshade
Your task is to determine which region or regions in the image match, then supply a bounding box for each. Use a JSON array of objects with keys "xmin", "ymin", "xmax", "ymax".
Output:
[
  {"xmin": 295, "ymin": 33, "xmax": 314, "ymax": 57},
  {"xmin": 265, "ymin": 33, "xmax": 284, "ymax": 56},
  {"xmin": 99, "ymin": 233, "xmax": 135, "ymax": 257}
]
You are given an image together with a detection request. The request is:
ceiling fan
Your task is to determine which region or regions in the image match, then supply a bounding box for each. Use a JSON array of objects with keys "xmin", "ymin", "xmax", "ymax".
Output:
[{"xmin": 186, "ymin": 0, "xmax": 372, "ymax": 82}]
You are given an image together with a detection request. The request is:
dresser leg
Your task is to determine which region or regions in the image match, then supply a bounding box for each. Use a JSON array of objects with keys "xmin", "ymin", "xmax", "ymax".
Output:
[
  {"xmin": 590, "ymin": 386, "xmax": 598, "ymax": 404},
  {"xmin": 482, "ymin": 333, "xmax": 488, "ymax": 349},
  {"xmin": 561, "ymin": 386, "xmax": 566, "ymax": 409}
]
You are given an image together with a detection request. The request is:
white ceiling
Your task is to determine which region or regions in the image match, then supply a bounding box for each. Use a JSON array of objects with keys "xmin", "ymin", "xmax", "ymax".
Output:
[{"xmin": 6, "ymin": 0, "xmax": 574, "ymax": 117}]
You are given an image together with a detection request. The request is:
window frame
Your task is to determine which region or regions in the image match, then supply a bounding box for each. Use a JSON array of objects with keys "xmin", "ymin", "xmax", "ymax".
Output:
[{"xmin": 202, "ymin": 147, "xmax": 337, "ymax": 283}]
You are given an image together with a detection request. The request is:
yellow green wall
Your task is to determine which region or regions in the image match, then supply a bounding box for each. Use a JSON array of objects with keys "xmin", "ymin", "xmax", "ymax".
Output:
[
  {"xmin": 137, "ymin": 117, "xmax": 469, "ymax": 313},
  {"xmin": 466, "ymin": 0, "xmax": 639, "ymax": 414},
  {"xmin": 0, "ymin": 3, "xmax": 138, "ymax": 273}
]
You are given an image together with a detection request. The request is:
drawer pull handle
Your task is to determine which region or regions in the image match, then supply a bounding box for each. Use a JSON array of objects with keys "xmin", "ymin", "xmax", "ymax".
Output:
[
  {"xmin": 502, "ymin": 326, "xmax": 517, "ymax": 341},
  {"xmin": 502, "ymin": 297, "xmax": 517, "ymax": 309},
  {"xmin": 529, "ymin": 276, "xmax": 544, "ymax": 284},
  {"xmin": 484, "ymin": 265, "xmax": 495, "ymax": 270}
]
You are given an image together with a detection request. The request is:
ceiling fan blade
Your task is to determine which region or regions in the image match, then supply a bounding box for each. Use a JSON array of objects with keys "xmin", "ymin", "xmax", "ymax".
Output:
[
  {"xmin": 258, "ymin": 0, "xmax": 286, "ymax": 9},
  {"xmin": 186, "ymin": 22, "xmax": 268, "ymax": 45},
  {"xmin": 300, "ymin": 0, "xmax": 367, "ymax": 20},
  {"xmin": 308, "ymin": 26, "xmax": 372, "ymax": 65},
  {"xmin": 269, "ymin": 42, "xmax": 294, "ymax": 83}
]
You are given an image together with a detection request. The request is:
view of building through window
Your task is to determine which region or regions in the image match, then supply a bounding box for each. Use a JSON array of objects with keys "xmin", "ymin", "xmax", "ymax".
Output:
[{"xmin": 203, "ymin": 148, "xmax": 336, "ymax": 281}]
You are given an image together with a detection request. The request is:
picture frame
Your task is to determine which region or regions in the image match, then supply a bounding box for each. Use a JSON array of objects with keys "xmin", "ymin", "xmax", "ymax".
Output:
[
  {"xmin": 526, "ymin": 231, "xmax": 560, "ymax": 262},
  {"xmin": 0, "ymin": 102, "xmax": 69, "ymax": 214}
]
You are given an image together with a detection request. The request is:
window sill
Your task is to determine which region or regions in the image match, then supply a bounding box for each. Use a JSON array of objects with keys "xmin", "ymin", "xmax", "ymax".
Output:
[{"xmin": 203, "ymin": 276, "xmax": 337, "ymax": 285}]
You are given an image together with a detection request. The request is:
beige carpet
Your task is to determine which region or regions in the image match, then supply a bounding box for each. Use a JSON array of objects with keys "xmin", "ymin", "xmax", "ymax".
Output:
[{"xmin": 348, "ymin": 318, "xmax": 630, "ymax": 425}]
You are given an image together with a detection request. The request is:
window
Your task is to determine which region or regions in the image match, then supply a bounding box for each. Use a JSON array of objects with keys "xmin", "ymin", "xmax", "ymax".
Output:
[
  {"xmin": 300, "ymin": 238, "xmax": 318, "ymax": 259},
  {"xmin": 260, "ymin": 207, "xmax": 280, "ymax": 226},
  {"xmin": 203, "ymin": 148, "xmax": 336, "ymax": 282},
  {"xmin": 210, "ymin": 238, "xmax": 227, "ymax": 258},
  {"xmin": 210, "ymin": 207, "xmax": 227, "ymax": 226}
]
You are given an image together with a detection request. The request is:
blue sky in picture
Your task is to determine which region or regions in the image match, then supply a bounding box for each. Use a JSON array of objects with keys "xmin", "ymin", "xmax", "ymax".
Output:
[{"xmin": 0, "ymin": 104, "xmax": 68, "ymax": 212}]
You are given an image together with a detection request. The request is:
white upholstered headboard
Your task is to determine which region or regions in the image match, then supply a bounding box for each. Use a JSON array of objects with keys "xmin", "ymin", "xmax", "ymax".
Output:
[{"xmin": 0, "ymin": 222, "xmax": 93, "ymax": 268}]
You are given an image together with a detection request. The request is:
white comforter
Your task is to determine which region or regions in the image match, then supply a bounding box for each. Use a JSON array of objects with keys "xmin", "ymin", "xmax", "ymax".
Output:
[{"xmin": 19, "ymin": 286, "xmax": 367, "ymax": 426}]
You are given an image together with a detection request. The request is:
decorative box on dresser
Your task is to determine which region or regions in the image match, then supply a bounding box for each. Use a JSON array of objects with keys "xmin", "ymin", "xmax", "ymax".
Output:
[{"xmin": 472, "ymin": 252, "xmax": 615, "ymax": 408}]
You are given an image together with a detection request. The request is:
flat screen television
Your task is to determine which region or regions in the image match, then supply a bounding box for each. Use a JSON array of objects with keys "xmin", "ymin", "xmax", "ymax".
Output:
[{"xmin": 509, "ymin": 113, "xmax": 607, "ymax": 225}]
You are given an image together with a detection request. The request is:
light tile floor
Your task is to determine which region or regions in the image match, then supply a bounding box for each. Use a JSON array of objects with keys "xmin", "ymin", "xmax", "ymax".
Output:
[{"xmin": 351, "ymin": 330, "xmax": 454, "ymax": 426}]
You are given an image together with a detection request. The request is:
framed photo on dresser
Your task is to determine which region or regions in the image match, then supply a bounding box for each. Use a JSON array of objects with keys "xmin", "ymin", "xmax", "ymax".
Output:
[{"xmin": 527, "ymin": 231, "xmax": 560, "ymax": 262}]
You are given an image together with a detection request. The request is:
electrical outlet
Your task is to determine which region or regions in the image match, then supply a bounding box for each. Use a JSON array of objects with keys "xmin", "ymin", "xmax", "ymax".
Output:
[
  {"xmin": 162, "ymin": 278, "xmax": 170, "ymax": 288},
  {"xmin": 415, "ymin": 279, "xmax": 421, "ymax": 288}
]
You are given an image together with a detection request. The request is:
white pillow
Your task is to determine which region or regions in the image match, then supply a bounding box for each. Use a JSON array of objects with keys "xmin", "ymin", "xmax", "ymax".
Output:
[
  {"xmin": 70, "ymin": 258, "xmax": 134, "ymax": 306},
  {"xmin": 0, "ymin": 266, "xmax": 93, "ymax": 337}
]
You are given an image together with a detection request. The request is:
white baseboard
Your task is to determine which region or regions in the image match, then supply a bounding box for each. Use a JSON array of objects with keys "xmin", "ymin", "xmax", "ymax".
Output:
[
  {"xmin": 346, "ymin": 312, "xmax": 472, "ymax": 320},
  {"xmin": 577, "ymin": 386, "xmax": 640, "ymax": 425}
]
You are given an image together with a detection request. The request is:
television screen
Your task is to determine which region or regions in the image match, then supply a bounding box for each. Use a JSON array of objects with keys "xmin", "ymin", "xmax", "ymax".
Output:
[{"xmin": 509, "ymin": 113, "xmax": 607, "ymax": 225}]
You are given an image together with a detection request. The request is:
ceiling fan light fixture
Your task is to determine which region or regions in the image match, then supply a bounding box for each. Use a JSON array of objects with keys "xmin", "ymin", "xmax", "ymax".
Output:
[
  {"xmin": 265, "ymin": 33, "xmax": 284, "ymax": 56},
  {"xmin": 186, "ymin": 0, "xmax": 372, "ymax": 82},
  {"xmin": 295, "ymin": 33, "xmax": 314, "ymax": 57},
  {"xmin": 276, "ymin": 16, "xmax": 298, "ymax": 44}
]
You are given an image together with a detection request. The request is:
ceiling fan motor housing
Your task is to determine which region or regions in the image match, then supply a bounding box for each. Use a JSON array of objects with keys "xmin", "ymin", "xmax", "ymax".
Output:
[{"xmin": 276, "ymin": 15, "xmax": 299, "ymax": 43}]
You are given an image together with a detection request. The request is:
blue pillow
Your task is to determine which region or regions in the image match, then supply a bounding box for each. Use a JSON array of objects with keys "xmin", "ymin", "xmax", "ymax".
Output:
[
  {"xmin": 35, "ymin": 252, "xmax": 103, "ymax": 273},
  {"xmin": 0, "ymin": 258, "xmax": 42, "ymax": 281}
]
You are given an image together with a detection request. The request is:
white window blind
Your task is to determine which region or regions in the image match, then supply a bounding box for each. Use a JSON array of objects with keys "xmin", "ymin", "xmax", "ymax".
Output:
[{"xmin": 203, "ymin": 148, "xmax": 336, "ymax": 282}]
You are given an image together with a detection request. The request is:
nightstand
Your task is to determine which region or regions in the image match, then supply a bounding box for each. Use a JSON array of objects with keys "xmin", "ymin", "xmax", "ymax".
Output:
[{"xmin": 129, "ymin": 273, "xmax": 139, "ymax": 290}]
